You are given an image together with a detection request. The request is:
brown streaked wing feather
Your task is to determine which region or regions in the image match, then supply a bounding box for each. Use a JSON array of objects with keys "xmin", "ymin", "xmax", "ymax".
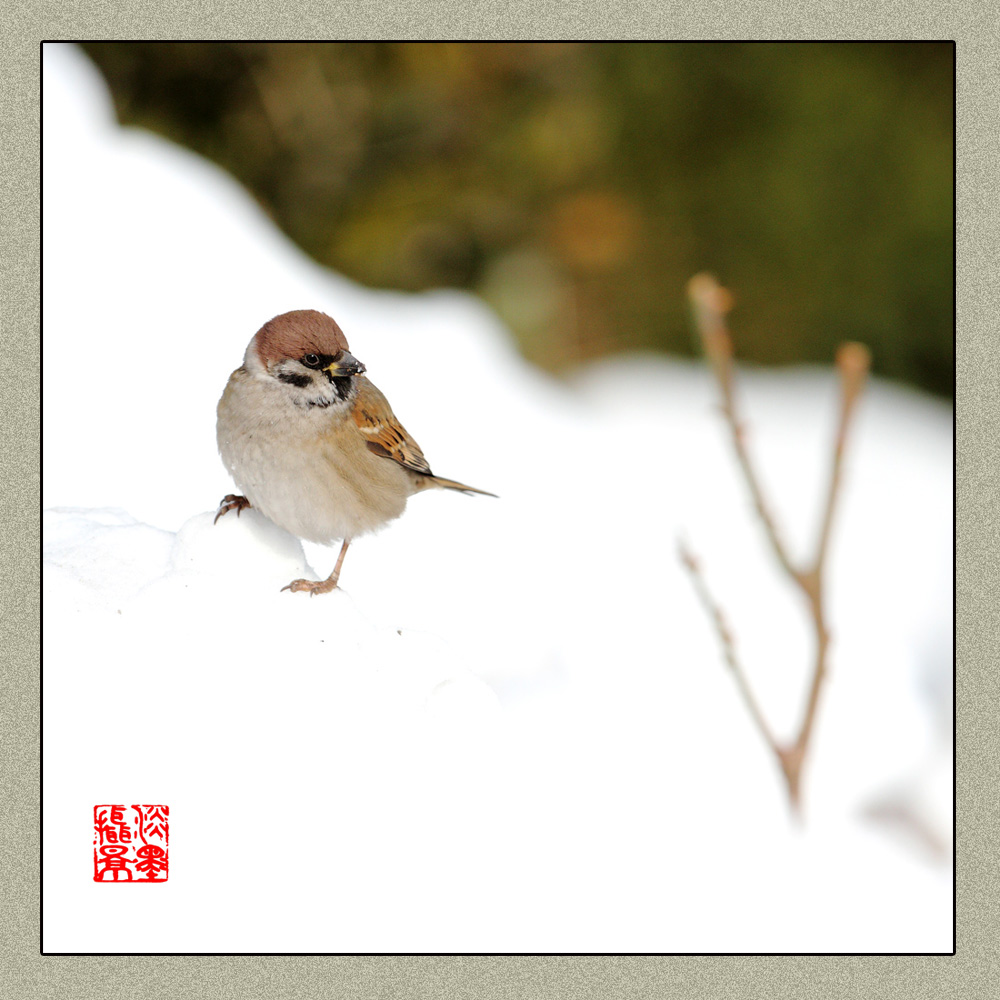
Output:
[{"xmin": 351, "ymin": 377, "xmax": 432, "ymax": 476}]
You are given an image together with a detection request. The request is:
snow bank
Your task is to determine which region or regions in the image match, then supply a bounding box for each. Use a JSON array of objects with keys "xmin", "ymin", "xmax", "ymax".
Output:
[{"xmin": 42, "ymin": 43, "xmax": 953, "ymax": 953}]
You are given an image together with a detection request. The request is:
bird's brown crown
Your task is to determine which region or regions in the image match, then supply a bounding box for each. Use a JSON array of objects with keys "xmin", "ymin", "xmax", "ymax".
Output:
[{"xmin": 254, "ymin": 309, "xmax": 351, "ymax": 367}]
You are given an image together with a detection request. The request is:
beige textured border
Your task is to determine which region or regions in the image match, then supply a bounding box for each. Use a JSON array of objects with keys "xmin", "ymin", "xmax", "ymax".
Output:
[{"xmin": 9, "ymin": 12, "xmax": 983, "ymax": 1000}]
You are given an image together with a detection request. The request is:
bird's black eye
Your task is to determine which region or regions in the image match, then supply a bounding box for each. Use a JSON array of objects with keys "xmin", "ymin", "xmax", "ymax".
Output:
[{"xmin": 302, "ymin": 354, "xmax": 321, "ymax": 369}]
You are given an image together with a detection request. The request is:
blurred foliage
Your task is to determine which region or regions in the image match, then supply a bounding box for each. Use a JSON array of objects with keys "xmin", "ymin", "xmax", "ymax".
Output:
[{"xmin": 80, "ymin": 42, "xmax": 954, "ymax": 397}]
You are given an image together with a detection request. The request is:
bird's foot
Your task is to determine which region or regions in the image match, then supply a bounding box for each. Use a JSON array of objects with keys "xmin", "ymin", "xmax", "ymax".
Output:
[
  {"xmin": 214, "ymin": 494, "xmax": 251, "ymax": 524},
  {"xmin": 281, "ymin": 576, "xmax": 340, "ymax": 597}
]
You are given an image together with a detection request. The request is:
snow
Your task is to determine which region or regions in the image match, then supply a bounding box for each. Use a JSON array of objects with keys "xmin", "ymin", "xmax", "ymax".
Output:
[{"xmin": 42, "ymin": 43, "xmax": 953, "ymax": 953}]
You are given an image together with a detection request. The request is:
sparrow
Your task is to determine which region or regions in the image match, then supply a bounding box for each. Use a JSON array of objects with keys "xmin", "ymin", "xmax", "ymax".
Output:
[{"xmin": 215, "ymin": 309, "xmax": 495, "ymax": 595}]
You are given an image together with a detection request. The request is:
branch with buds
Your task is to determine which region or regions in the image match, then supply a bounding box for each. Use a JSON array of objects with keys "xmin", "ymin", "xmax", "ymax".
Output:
[{"xmin": 681, "ymin": 273, "xmax": 870, "ymax": 817}]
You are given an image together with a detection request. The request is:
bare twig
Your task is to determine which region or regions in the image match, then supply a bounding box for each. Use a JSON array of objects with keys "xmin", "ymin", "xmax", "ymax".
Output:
[
  {"xmin": 683, "ymin": 273, "xmax": 870, "ymax": 817},
  {"xmin": 678, "ymin": 540, "xmax": 780, "ymax": 756},
  {"xmin": 688, "ymin": 274, "xmax": 802, "ymax": 587},
  {"xmin": 789, "ymin": 341, "xmax": 869, "ymax": 783},
  {"xmin": 813, "ymin": 342, "xmax": 871, "ymax": 580}
]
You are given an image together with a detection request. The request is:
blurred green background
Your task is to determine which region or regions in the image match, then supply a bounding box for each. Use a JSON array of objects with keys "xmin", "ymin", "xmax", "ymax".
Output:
[{"xmin": 80, "ymin": 41, "xmax": 954, "ymax": 398}]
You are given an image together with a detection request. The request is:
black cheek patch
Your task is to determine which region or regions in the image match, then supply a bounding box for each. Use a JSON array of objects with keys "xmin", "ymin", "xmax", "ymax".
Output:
[
  {"xmin": 277, "ymin": 372, "xmax": 313, "ymax": 389},
  {"xmin": 329, "ymin": 376, "xmax": 354, "ymax": 401}
]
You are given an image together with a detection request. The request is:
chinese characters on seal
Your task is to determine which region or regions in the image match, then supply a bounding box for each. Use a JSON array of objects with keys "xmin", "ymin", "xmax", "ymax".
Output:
[{"xmin": 93, "ymin": 804, "xmax": 169, "ymax": 882}]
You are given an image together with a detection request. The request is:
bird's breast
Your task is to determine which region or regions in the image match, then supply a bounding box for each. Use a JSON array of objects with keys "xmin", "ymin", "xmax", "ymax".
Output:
[{"xmin": 217, "ymin": 374, "xmax": 415, "ymax": 544}]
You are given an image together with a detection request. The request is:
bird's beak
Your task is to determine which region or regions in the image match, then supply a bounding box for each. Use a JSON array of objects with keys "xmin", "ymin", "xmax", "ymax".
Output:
[{"xmin": 324, "ymin": 351, "xmax": 366, "ymax": 377}]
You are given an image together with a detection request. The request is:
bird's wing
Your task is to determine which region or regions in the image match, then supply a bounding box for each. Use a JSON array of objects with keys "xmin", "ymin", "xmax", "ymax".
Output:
[{"xmin": 351, "ymin": 376, "xmax": 433, "ymax": 476}]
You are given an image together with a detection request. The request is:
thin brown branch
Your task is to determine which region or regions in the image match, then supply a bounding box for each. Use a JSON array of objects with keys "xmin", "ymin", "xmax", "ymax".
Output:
[
  {"xmin": 792, "ymin": 343, "xmax": 869, "ymax": 777},
  {"xmin": 813, "ymin": 342, "xmax": 871, "ymax": 581},
  {"xmin": 687, "ymin": 274, "xmax": 803, "ymax": 587},
  {"xmin": 682, "ymin": 274, "xmax": 869, "ymax": 819},
  {"xmin": 792, "ymin": 609, "xmax": 829, "ymax": 787},
  {"xmin": 678, "ymin": 540, "xmax": 780, "ymax": 757}
]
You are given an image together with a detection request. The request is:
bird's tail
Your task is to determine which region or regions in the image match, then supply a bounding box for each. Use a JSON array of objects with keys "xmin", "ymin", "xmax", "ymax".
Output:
[{"xmin": 427, "ymin": 475, "xmax": 498, "ymax": 498}]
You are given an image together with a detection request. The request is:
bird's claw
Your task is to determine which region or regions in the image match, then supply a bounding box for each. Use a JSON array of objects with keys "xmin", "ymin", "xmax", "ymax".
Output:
[
  {"xmin": 281, "ymin": 578, "xmax": 340, "ymax": 596},
  {"xmin": 214, "ymin": 494, "xmax": 251, "ymax": 524}
]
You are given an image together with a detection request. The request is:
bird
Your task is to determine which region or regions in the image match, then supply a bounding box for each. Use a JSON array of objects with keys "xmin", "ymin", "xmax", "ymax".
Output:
[{"xmin": 215, "ymin": 308, "xmax": 495, "ymax": 595}]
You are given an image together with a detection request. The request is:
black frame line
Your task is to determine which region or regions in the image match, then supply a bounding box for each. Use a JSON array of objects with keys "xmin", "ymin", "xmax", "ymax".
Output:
[{"xmin": 38, "ymin": 37, "xmax": 958, "ymax": 960}]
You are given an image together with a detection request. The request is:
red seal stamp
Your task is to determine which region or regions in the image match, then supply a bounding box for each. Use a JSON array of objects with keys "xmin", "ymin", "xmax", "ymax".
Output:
[{"xmin": 93, "ymin": 804, "xmax": 169, "ymax": 883}]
